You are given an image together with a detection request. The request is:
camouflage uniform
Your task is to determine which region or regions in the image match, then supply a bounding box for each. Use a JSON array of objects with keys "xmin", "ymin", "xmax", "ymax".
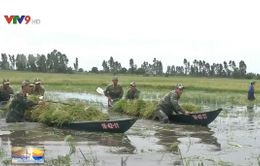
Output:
[
  {"xmin": 153, "ymin": 90, "xmax": 185, "ymax": 123},
  {"xmin": 104, "ymin": 84, "xmax": 123, "ymax": 100},
  {"xmin": 0, "ymin": 85, "xmax": 14, "ymax": 102},
  {"xmin": 6, "ymin": 93, "xmax": 36, "ymax": 123},
  {"xmin": 32, "ymin": 86, "xmax": 45, "ymax": 96},
  {"xmin": 125, "ymin": 89, "xmax": 140, "ymax": 100}
]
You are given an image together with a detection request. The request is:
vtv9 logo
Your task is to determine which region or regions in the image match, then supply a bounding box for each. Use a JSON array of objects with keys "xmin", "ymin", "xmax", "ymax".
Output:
[{"xmin": 4, "ymin": 15, "xmax": 40, "ymax": 24}]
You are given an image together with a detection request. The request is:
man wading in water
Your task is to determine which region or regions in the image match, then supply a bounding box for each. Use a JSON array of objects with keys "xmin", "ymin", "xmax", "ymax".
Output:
[
  {"xmin": 104, "ymin": 76, "xmax": 123, "ymax": 107},
  {"xmin": 153, "ymin": 83, "xmax": 190, "ymax": 123},
  {"xmin": 6, "ymin": 80, "xmax": 37, "ymax": 123},
  {"xmin": 0, "ymin": 79, "xmax": 14, "ymax": 103},
  {"xmin": 248, "ymin": 80, "xmax": 256, "ymax": 101}
]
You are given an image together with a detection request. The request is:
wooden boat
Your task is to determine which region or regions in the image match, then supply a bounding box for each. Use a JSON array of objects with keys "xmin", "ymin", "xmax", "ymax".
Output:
[
  {"xmin": 168, "ymin": 108, "xmax": 222, "ymax": 126},
  {"xmin": 59, "ymin": 118, "xmax": 137, "ymax": 133}
]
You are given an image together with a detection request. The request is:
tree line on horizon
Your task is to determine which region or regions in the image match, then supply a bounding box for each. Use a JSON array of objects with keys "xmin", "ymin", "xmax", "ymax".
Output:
[{"xmin": 0, "ymin": 49, "xmax": 259, "ymax": 79}]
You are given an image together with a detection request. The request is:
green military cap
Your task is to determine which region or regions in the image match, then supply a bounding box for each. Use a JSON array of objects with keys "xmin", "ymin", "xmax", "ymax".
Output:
[
  {"xmin": 21, "ymin": 80, "xmax": 30, "ymax": 86},
  {"xmin": 130, "ymin": 81, "xmax": 136, "ymax": 87},
  {"xmin": 112, "ymin": 76, "xmax": 118, "ymax": 81},
  {"xmin": 34, "ymin": 78, "xmax": 41, "ymax": 84},
  {"xmin": 3, "ymin": 79, "xmax": 10, "ymax": 85},
  {"xmin": 176, "ymin": 83, "xmax": 184, "ymax": 89}
]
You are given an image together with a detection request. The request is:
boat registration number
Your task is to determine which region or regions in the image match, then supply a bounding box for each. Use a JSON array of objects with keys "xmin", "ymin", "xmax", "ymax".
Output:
[
  {"xmin": 192, "ymin": 113, "xmax": 207, "ymax": 120},
  {"xmin": 101, "ymin": 122, "xmax": 120, "ymax": 129}
]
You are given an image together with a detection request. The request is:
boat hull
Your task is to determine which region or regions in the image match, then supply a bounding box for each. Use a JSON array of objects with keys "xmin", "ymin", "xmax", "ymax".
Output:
[
  {"xmin": 168, "ymin": 108, "xmax": 222, "ymax": 126},
  {"xmin": 60, "ymin": 118, "xmax": 137, "ymax": 133}
]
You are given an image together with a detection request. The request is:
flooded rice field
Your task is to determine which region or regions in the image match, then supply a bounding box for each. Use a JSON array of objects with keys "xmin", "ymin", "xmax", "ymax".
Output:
[{"xmin": 1, "ymin": 92, "xmax": 260, "ymax": 165}]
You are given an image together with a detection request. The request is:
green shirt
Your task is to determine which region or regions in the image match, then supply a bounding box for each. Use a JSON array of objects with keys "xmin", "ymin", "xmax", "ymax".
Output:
[
  {"xmin": 32, "ymin": 86, "xmax": 45, "ymax": 96},
  {"xmin": 104, "ymin": 84, "xmax": 123, "ymax": 100},
  {"xmin": 0, "ymin": 86, "xmax": 14, "ymax": 101},
  {"xmin": 157, "ymin": 90, "xmax": 184, "ymax": 116},
  {"xmin": 6, "ymin": 93, "xmax": 36, "ymax": 123},
  {"xmin": 125, "ymin": 89, "xmax": 140, "ymax": 100}
]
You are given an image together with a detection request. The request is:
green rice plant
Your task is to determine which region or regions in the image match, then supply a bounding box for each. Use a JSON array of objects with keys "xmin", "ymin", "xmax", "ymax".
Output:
[
  {"xmin": 29, "ymin": 101, "xmax": 109, "ymax": 126},
  {"xmin": 0, "ymin": 71, "xmax": 257, "ymax": 95},
  {"xmin": 46, "ymin": 155, "xmax": 71, "ymax": 166},
  {"xmin": 169, "ymin": 142, "xmax": 179, "ymax": 152},
  {"xmin": 27, "ymin": 95, "xmax": 41, "ymax": 102},
  {"xmin": 45, "ymin": 135, "xmax": 76, "ymax": 166},
  {"xmin": 111, "ymin": 100, "xmax": 127, "ymax": 113},
  {"xmin": 112, "ymin": 100, "xmax": 201, "ymax": 119},
  {"xmin": 181, "ymin": 155, "xmax": 233, "ymax": 166},
  {"xmin": 181, "ymin": 90, "xmax": 252, "ymax": 106},
  {"xmin": 125, "ymin": 100, "xmax": 146, "ymax": 116},
  {"xmin": 29, "ymin": 102, "xmax": 50, "ymax": 121},
  {"xmin": 64, "ymin": 135, "xmax": 76, "ymax": 156},
  {"xmin": 2, "ymin": 159, "xmax": 11, "ymax": 166},
  {"xmin": 142, "ymin": 101, "xmax": 158, "ymax": 119},
  {"xmin": 257, "ymin": 154, "xmax": 260, "ymax": 166},
  {"xmin": 38, "ymin": 104, "xmax": 62, "ymax": 125},
  {"xmin": 51, "ymin": 109, "xmax": 73, "ymax": 126},
  {"xmin": 181, "ymin": 103, "xmax": 202, "ymax": 112},
  {"xmin": 79, "ymin": 148, "xmax": 99, "ymax": 166},
  {"xmin": 0, "ymin": 148, "xmax": 5, "ymax": 158},
  {"xmin": 0, "ymin": 101, "xmax": 11, "ymax": 116},
  {"xmin": 1, "ymin": 71, "xmax": 257, "ymax": 105},
  {"xmin": 0, "ymin": 147, "xmax": 11, "ymax": 166},
  {"xmin": 112, "ymin": 99, "xmax": 155, "ymax": 118}
]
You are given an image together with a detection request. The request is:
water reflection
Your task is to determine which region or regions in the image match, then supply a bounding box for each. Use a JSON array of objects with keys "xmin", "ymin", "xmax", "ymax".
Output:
[
  {"xmin": 154, "ymin": 123, "xmax": 221, "ymax": 152},
  {"xmin": 62, "ymin": 130, "xmax": 136, "ymax": 154},
  {"xmin": 0, "ymin": 122, "xmax": 136, "ymax": 155},
  {"xmin": 246, "ymin": 106, "xmax": 255, "ymax": 123}
]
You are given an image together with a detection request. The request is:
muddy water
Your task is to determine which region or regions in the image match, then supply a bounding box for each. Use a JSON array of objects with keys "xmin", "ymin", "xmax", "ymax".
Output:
[{"xmin": 0, "ymin": 92, "xmax": 260, "ymax": 165}]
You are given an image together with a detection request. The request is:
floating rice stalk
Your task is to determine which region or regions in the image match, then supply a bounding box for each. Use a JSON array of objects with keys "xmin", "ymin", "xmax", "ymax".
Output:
[
  {"xmin": 228, "ymin": 142, "xmax": 243, "ymax": 148},
  {"xmin": 257, "ymin": 155, "xmax": 260, "ymax": 166},
  {"xmin": 78, "ymin": 147, "xmax": 99, "ymax": 166},
  {"xmin": 169, "ymin": 142, "xmax": 179, "ymax": 152},
  {"xmin": 45, "ymin": 135, "xmax": 75, "ymax": 166},
  {"xmin": 177, "ymin": 146, "xmax": 185, "ymax": 166},
  {"xmin": 0, "ymin": 147, "xmax": 5, "ymax": 158},
  {"xmin": 64, "ymin": 135, "xmax": 76, "ymax": 156}
]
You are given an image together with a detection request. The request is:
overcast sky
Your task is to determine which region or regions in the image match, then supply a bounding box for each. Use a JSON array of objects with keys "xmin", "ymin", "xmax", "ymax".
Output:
[{"xmin": 1, "ymin": 0, "xmax": 260, "ymax": 73}]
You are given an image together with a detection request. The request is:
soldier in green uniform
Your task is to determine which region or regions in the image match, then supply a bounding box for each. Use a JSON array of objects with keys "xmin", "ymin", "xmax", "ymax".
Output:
[
  {"xmin": 153, "ymin": 83, "xmax": 190, "ymax": 123},
  {"xmin": 32, "ymin": 78, "xmax": 45, "ymax": 96},
  {"xmin": 29, "ymin": 83, "xmax": 35, "ymax": 95},
  {"xmin": 125, "ymin": 82, "xmax": 140, "ymax": 100},
  {"xmin": 0, "ymin": 79, "xmax": 14, "ymax": 102},
  {"xmin": 104, "ymin": 76, "xmax": 123, "ymax": 107},
  {"xmin": 6, "ymin": 80, "xmax": 36, "ymax": 123}
]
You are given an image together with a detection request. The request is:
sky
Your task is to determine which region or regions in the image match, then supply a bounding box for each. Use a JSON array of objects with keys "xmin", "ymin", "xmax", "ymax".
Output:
[{"xmin": 1, "ymin": 0, "xmax": 260, "ymax": 73}]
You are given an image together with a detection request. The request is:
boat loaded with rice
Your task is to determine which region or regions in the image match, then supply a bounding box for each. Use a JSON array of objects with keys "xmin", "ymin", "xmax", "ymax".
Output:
[
  {"xmin": 168, "ymin": 108, "xmax": 222, "ymax": 126},
  {"xmin": 57, "ymin": 118, "xmax": 137, "ymax": 133},
  {"xmin": 15, "ymin": 98, "xmax": 138, "ymax": 133},
  {"xmin": 110, "ymin": 99, "xmax": 222, "ymax": 126}
]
